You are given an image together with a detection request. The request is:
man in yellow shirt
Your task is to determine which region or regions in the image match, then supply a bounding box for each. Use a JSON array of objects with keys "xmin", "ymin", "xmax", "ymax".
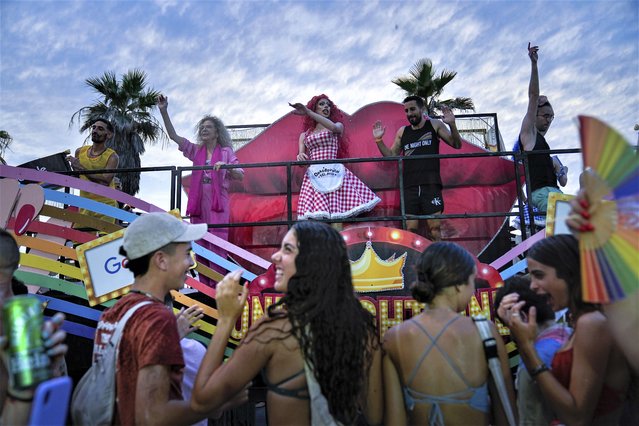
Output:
[{"xmin": 67, "ymin": 119, "xmax": 120, "ymax": 224}]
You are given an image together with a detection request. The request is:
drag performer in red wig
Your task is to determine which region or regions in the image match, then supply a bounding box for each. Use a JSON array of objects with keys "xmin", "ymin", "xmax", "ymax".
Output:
[{"xmin": 289, "ymin": 94, "xmax": 380, "ymax": 222}]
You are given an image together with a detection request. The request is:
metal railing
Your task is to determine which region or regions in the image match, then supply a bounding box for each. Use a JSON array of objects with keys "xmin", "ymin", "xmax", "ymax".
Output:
[
  {"xmin": 57, "ymin": 146, "xmax": 582, "ymax": 250},
  {"xmin": 169, "ymin": 147, "xmax": 581, "ymax": 239}
]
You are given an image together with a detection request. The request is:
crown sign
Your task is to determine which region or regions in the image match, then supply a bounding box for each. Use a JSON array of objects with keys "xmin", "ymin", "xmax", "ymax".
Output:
[{"xmin": 350, "ymin": 241, "xmax": 406, "ymax": 292}]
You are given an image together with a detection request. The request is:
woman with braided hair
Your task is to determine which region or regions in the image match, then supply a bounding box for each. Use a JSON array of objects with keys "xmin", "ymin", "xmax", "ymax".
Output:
[
  {"xmin": 191, "ymin": 221, "xmax": 382, "ymax": 425},
  {"xmin": 383, "ymin": 242, "xmax": 515, "ymax": 425}
]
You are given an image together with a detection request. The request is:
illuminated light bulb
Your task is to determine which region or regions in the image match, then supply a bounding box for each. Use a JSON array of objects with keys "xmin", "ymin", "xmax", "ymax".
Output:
[
  {"xmin": 414, "ymin": 239, "xmax": 422, "ymax": 246},
  {"xmin": 390, "ymin": 230, "xmax": 401, "ymax": 240},
  {"xmin": 366, "ymin": 230, "xmax": 373, "ymax": 238}
]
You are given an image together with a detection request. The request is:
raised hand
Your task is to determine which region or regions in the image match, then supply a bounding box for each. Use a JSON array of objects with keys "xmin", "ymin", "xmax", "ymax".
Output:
[
  {"xmin": 496, "ymin": 293, "xmax": 521, "ymax": 327},
  {"xmin": 157, "ymin": 94, "xmax": 168, "ymax": 110},
  {"xmin": 176, "ymin": 305, "xmax": 205, "ymax": 339},
  {"xmin": 289, "ymin": 102, "xmax": 309, "ymax": 116},
  {"xmin": 441, "ymin": 106, "xmax": 456, "ymax": 126},
  {"xmin": 372, "ymin": 120, "xmax": 386, "ymax": 140},
  {"xmin": 528, "ymin": 42, "xmax": 539, "ymax": 63},
  {"xmin": 215, "ymin": 270, "xmax": 249, "ymax": 322},
  {"xmin": 508, "ymin": 303, "xmax": 538, "ymax": 346}
]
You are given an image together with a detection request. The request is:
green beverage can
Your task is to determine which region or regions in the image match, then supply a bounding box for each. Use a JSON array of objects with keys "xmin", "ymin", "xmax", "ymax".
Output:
[{"xmin": 2, "ymin": 295, "xmax": 51, "ymax": 389}]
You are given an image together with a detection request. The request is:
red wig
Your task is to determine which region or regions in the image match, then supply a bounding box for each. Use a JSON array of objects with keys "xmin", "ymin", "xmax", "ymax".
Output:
[{"xmin": 302, "ymin": 94, "xmax": 349, "ymax": 158}]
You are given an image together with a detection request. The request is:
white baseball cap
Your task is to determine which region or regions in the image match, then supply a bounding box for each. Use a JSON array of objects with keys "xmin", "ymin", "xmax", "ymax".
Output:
[{"xmin": 122, "ymin": 213, "xmax": 207, "ymax": 260}]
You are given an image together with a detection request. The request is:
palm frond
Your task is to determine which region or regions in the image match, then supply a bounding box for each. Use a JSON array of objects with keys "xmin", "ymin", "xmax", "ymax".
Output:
[
  {"xmin": 392, "ymin": 58, "xmax": 473, "ymax": 116},
  {"xmin": 409, "ymin": 58, "xmax": 434, "ymax": 82},
  {"xmin": 432, "ymin": 70, "xmax": 457, "ymax": 97},
  {"xmin": 0, "ymin": 130, "xmax": 13, "ymax": 157},
  {"xmin": 121, "ymin": 69, "xmax": 146, "ymax": 97},
  {"xmin": 85, "ymin": 71, "xmax": 118, "ymax": 100},
  {"xmin": 435, "ymin": 97, "xmax": 475, "ymax": 112},
  {"xmin": 391, "ymin": 77, "xmax": 419, "ymax": 96}
]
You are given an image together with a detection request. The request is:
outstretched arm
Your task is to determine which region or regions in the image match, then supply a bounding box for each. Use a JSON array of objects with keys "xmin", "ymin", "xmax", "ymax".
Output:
[
  {"xmin": 519, "ymin": 42, "xmax": 540, "ymax": 152},
  {"xmin": 373, "ymin": 121, "xmax": 403, "ymax": 157},
  {"xmin": 191, "ymin": 270, "xmax": 256, "ymax": 413},
  {"xmin": 432, "ymin": 106, "xmax": 462, "ymax": 149},
  {"xmin": 157, "ymin": 95, "xmax": 188, "ymax": 146},
  {"xmin": 289, "ymin": 102, "xmax": 343, "ymax": 135}
]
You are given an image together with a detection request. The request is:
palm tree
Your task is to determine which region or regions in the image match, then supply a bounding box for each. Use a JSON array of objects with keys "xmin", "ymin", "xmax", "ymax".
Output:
[
  {"xmin": 392, "ymin": 58, "xmax": 474, "ymax": 116},
  {"xmin": 70, "ymin": 69, "xmax": 165, "ymax": 195},
  {"xmin": 0, "ymin": 130, "xmax": 13, "ymax": 164}
]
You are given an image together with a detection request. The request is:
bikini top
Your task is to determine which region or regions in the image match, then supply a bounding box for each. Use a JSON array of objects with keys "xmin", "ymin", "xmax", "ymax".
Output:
[
  {"xmin": 403, "ymin": 316, "xmax": 490, "ymax": 426},
  {"xmin": 261, "ymin": 368, "xmax": 309, "ymax": 400}
]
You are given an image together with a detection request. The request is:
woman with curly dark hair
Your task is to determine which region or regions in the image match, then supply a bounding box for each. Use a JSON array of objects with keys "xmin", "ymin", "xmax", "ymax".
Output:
[
  {"xmin": 289, "ymin": 94, "xmax": 380, "ymax": 221},
  {"xmin": 191, "ymin": 221, "xmax": 382, "ymax": 425},
  {"xmin": 383, "ymin": 242, "xmax": 515, "ymax": 425}
]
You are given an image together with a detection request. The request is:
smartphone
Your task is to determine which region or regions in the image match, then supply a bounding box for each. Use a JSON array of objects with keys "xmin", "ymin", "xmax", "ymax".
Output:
[{"xmin": 29, "ymin": 376, "xmax": 73, "ymax": 426}]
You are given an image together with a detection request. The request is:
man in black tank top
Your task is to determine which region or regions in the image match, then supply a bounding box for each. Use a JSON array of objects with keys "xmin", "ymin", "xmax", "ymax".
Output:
[
  {"xmin": 372, "ymin": 95, "xmax": 462, "ymax": 241},
  {"xmin": 518, "ymin": 43, "xmax": 568, "ymax": 213}
]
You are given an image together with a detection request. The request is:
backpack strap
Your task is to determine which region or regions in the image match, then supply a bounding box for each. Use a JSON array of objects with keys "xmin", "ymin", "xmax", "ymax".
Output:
[
  {"xmin": 472, "ymin": 315, "xmax": 516, "ymax": 426},
  {"xmin": 109, "ymin": 300, "xmax": 153, "ymax": 349},
  {"xmin": 473, "ymin": 315, "xmax": 498, "ymax": 360}
]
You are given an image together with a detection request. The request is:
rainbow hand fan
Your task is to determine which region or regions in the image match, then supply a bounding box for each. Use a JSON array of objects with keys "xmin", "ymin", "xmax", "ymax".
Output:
[{"xmin": 578, "ymin": 116, "xmax": 639, "ymax": 303}]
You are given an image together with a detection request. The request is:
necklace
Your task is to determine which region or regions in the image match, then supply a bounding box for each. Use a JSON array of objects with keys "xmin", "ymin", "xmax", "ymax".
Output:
[
  {"xmin": 129, "ymin": 289, "xmax": 164, "ymax": 303},
  {"xmin": 89, "ymin": 146, "xmax": 105, "ymax": 157}
]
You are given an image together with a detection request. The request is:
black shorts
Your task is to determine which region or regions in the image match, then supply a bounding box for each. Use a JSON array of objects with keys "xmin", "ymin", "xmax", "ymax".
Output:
[{"xmin": 404, "ymin": 184, "xmax": 444, "ymax": 215}]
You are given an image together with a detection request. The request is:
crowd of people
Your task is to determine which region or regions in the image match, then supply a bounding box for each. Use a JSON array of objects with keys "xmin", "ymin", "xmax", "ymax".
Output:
[
  {"xmin": 2, "ymin": 41, "xmax": 636, "ymax": 425},
  {"xmin": 2, "ymin": 208, "xmax": 636, "ymax": 424}
]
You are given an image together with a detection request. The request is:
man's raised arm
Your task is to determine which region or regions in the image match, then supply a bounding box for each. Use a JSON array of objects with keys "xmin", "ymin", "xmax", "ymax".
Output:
[{"xmin": 519, "ymin": 42, "xmax": 541, "ymax": 152}]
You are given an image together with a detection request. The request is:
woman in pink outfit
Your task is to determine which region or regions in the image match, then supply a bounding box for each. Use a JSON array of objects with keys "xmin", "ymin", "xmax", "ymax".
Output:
[{"xmin": 158, "ymin": 95, "xmax": 243, "ymax": 287}]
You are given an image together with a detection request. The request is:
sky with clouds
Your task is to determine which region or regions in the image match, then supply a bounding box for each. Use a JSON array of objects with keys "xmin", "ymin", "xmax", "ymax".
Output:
[{"xmin": 1, "ymin": 0, "xmax": 637, "ymax": 210}]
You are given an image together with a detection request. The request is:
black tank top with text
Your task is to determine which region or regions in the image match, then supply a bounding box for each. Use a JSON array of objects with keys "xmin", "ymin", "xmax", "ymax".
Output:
[{"xmin": 400, "ymin": 121, "xmax": 441, "ymax": 186}]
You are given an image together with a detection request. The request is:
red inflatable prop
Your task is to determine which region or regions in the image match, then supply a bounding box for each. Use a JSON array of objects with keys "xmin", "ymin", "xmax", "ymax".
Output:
[
  {"xmin": 229, "ymin": 101, "xmax": 522, "ymax": 260},
  {"xmin": 476, "ymin": 263, "xmax": 504, "ymax": 288}
]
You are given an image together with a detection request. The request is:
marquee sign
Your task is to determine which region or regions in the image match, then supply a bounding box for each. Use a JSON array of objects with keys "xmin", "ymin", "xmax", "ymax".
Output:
[{"xmin": 76, "ymin": 228, "xmax": 132, "ymax": 306}]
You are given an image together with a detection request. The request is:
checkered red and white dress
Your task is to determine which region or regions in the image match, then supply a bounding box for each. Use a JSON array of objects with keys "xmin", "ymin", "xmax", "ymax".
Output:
[{"xmin": 297, "ymin": 130, "xmax": 380, "ymax": 220}]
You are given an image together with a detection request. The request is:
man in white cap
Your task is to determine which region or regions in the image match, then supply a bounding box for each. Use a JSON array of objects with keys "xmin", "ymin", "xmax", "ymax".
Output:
[{"xmin": 91, "ymin": 212, "xmax": 211, "ymax": 425}]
